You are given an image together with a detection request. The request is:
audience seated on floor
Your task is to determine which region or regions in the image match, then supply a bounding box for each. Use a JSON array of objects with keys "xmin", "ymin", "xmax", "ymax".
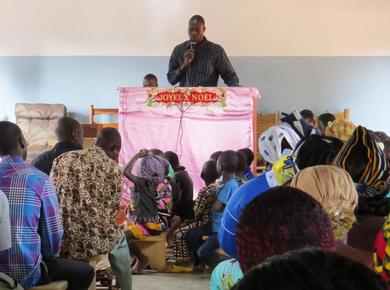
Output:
[
  {"xmin": 32, "ymin": 116, "xmax": 83, "ymax": 175},
  {"xmin": 2, "ymin": 105, "xmax": 390, "ymax": 290},
  {"xmin": 232, "ymin": 248, "xmax": 386, "ymax": 290},
  {"xmin": 186, "ymin": 150, "xmax": 240, "ymax": 270},
  {"xmin": 164, "ymin": 151, "xmax": 194, "ymax": 247},
  {"xmin": 0, "ymin": 121, "xmax": 93, "ymax": 290},
  {"xmin": 211, "ymin": 186, "xmax": 336, "ymax": 290},
  {"xmin": 123, "ymin": 149, "xmax": 172, "ymax": 274},
  {"xmin": 169, "ymin": 160, "xmax": 219, "ymax": 273},
  {"xmin": 218, "ymin": 124, "xmax": 301, "ymax": 259}
]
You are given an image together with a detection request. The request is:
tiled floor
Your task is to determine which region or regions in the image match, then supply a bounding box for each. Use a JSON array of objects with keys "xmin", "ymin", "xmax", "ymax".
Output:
[{"xmin": 132, "ymin": 273, "xmax": 210, "ymax": 290}]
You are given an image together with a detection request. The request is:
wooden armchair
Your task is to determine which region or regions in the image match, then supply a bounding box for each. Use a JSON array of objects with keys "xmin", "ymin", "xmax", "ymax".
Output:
[{"xmin": 89, "ymin": 105, "xmax": 118, "ymax": 128}]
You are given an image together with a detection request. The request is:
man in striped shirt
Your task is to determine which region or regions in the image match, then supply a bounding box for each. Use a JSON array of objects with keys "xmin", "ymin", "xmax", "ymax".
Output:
[{"xmin": 0, "ymin": 121, "xmax": 93, "ymax": 289}]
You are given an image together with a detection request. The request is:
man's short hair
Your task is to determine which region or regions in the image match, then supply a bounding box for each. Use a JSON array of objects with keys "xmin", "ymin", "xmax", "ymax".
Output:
[
  {"xmin": 318, "ymin": 113, "xmax": 336, "ymax": 128},
  {"xmin": 0, "ymin": 121, "xmax": 23, "ymax": 155},
  {"xmin": 189, "ymin": 15, "xmax": 205, "ymax": 25},
  {"xmin": 218, "ymin": 150, "xmax": 239, "ymax": 174},
  {"xmin": 300, "ymin": 109, "xmax": 315, "ymax": 120},
  {"xmin": 238, "ymin": 148, "xmax": 254, "ymax": 167},
  {"xmin": 56, "ymin": 117, "xmax": 81, "ymax": 139},
  {"xmin": 143, "ymin": 74, "xmax": 158, "ymax": 83}
]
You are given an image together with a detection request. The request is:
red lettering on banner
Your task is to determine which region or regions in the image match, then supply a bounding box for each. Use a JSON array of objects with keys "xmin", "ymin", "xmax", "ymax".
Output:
[{"xmin": 147, "ymin": 88, "xmax": 227, "ymax": 107}]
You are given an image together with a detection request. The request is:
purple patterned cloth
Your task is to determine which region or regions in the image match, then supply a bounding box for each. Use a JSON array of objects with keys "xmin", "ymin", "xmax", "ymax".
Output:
[{"xmin": 0, "ymin": 155, "xmax": 63, "ymax": 288}]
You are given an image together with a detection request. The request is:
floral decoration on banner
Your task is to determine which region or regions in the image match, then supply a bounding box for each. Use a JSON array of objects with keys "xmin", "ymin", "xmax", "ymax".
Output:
[{"xmin": 146, "ymin": 87, "xmax": 227, "ymax": 108}]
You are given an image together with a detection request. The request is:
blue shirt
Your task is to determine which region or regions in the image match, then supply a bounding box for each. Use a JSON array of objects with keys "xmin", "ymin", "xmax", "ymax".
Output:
[
  {"xmin": 243, "ymin": 167, "xmax": 255, "ymax": 180},
  {"xmin": 218, "ymin": 171, "xmax": 275, "ymax": 258},
  {"xmin": 212, "ymin": 178, "xmax": 240, "ymax": 233},
  {"xmin": 210, "ymin": 259, "xmax": 243, "ymax": 290}
]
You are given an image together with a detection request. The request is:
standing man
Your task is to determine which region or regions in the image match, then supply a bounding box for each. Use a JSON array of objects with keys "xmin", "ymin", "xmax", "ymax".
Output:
[{"xmin": 167, "ymin": 15, "xmax": 239, "ymax": 87}]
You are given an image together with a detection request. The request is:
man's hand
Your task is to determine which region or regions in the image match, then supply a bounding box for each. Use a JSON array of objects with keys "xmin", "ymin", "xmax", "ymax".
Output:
[{"xmin": 183, "ymin": 49, "xmax": 195, "ymax": 66}]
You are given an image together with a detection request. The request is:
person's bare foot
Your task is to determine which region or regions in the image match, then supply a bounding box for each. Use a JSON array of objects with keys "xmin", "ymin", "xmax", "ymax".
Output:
[
  {"xmin": 130, "ymin": 257, "xmax": 137, "ymax": 268},
  {"xmin": 132, "ymin": 256, "xmax": 149, "ymax": 274}
]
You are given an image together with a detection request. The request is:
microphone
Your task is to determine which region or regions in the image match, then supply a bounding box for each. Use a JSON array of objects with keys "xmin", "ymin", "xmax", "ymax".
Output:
[{"xmin": 190, "ymin": 41, "xmax": 196, "ymax": 51}]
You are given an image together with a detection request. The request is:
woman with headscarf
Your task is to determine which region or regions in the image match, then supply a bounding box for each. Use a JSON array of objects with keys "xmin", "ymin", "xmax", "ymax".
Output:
[
  {"xmin": 258, "ymin": 124, "xmax": 301, "ymax": 167},
  {"xmin": 218, "ymin": 125, "xmax": 301, "ymax": 260},
  {"xmin": 334, "ymin": 126, "xmax": 390, "ymax": 254},
  {"xmin": 290, "ymin": 166, "xmax": 358, "ymax": 241},
  {"xmin": 325, "ymin": 118, "xmax": 356, "ymax": 142},
  {"xmin": 272, "ymin": 134, "xmax": 343, "ymax": 186},
  {"xmin": 289, "ymin": 165, "xmax": 374, "ymax": 267},
  {"xmin": 210, "ymin": 187, "xmax": 335, "ymax": 290},
  {"xmin": 123, "ymin": 149, "xmax": 172, "ymax": 273}
]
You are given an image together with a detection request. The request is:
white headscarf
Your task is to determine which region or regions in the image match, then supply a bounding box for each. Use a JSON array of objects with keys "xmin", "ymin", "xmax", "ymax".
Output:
[{"xmin": 259, "ymin": 125, "xmax": 301, "ymax": 164}]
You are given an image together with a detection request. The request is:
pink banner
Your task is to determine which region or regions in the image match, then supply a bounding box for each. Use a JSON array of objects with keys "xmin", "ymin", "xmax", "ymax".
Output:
[{"xmin": 118, "ymin": 87, "xmax": 260, "ymax": 206}]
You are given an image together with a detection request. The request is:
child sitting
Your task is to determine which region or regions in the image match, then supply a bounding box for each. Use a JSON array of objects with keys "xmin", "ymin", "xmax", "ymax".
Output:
[
  {"xmin": 123, "ymin": 149, "xmax": 172, "ymax": 273},
  {"xmin": 169, "ymin": 160, "xmax": 220, "ymax": 272},
  {"xmin": 164, "ymin": 151, "xmax": 194, "ymax": 247},
  {"xmin": 237, "ymin": 148, "xmax": 255, "ymax": 180},
  {"xmin": 185, "ymin": 150, "xmax": 240, "ymax": 269}
]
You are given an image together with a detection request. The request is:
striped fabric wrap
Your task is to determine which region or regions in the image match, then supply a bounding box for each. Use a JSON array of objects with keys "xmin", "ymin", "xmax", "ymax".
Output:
[{"xmin": 333, "ymin": 126, "xmax": 389, "ymax": 199}]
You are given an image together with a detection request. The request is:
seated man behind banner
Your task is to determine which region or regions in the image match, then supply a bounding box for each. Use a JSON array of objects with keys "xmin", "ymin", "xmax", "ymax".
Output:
[
  {"xmin": 51, "ymin": 128, "xmax": 123, "ymax": 261},
  {"xmin": 143, "ymin": 73, "xmax": 159, "ymax": 88}
]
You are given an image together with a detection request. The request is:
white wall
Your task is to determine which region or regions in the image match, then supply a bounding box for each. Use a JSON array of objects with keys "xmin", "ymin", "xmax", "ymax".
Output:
[
  {"xmin": 1, "ymin": 0, "xmax": 390, "ymax": 56},
  {"xmin": 0, "ymin": 0, "xmax": 390, "ymax": 132}
]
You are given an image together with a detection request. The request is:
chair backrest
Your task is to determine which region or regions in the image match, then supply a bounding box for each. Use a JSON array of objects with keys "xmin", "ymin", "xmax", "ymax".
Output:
[
  {"xmin": 334, "ymin": 108, "xmax": 350, "ymax": 120},
  {"xmin": 90, "ymin": 105, "xmax": 118, "ymax": 128},
  {"xmin": 256, "ymin": 112, "xmax": 280, "ymax": 153},
  {"xmin": 255, "ymin": 112, "xmax": 280, "ymax": 173},
  {"xmin": 15, "ymin": 103, "xmax": 66, "ymax": 146}
]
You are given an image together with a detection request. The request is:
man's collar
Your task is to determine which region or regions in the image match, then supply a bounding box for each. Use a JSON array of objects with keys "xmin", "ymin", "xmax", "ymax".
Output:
[
  {"xmin": 53, "ymin": 140, "xmax": 82, "ymax": 152},
  {"xmin": 0, "ymin": 154, "xmax": 24, "ymax": 164},
  {"xmin": 197, "ymin": 37, "xmax": 208, "ymax": 48},
  {"xmin": 92, "ymin": 145, "xmax": 109, "ymax": 157}
]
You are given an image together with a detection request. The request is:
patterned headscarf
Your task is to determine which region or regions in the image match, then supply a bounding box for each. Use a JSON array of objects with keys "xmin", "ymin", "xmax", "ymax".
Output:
[
  {"xmin": 259, "ymin": 125, "xmax": 301, "ymax": 164},
  {"xmin": 237, "ymin": 187, "xmax": 335, "ymax": 273},
  {"xmin": 290, "ymin": 165, "xmax": 358, "ymax": 240},
  {"xmin": 138, "ymin": 155, "xmax": 170, "ymax": 186},
  {"xmin": 334, "ymin": 126, "xmax": 389, "ymax": 199},
  {"xmin": 325, "ymin": 119, "xmax": 356, "ymax": 142}
]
